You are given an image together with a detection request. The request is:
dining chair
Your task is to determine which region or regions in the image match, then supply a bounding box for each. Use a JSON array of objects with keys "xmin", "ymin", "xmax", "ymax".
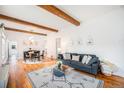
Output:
[
  {"xmin": 24, "ymin": 51, "xmax": 30, "ymax": 61},
  {"xmin": 33, "ymin": 51, "xmax": 40, "ymax": 61}
]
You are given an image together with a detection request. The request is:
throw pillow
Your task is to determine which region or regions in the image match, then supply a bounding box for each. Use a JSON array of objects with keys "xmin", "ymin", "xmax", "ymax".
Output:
[
  {"xmin": 85, "ymin": 56, "xmax": 92, "ymax": 64},
  {"xmin": 72, "ymin": 55, "xmax": 80, "ymax": 61},
  {"xmin": 63, "ymin": 53, "xmax": 71, "ymax": 60},
  {"xmin": 87, "ymin": 57, "xmax": 98, "ymax": 65},
  {"xmin": 82, "ymin": 55, "xmax": 88, "ymax": 64}
]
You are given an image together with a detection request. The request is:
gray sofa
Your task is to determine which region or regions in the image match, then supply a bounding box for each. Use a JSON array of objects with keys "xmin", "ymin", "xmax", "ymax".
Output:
[{"xmin": 58, "ymin": 53, "xmax": 100, "ymax": 75}]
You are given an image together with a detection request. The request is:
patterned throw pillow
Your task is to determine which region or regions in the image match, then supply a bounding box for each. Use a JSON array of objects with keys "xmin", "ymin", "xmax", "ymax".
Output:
[
  {"xmin": 72, "ymin": 55, "xmax": 80, "ymax": 61},
  {"xmin": 85, "ymin": 56, "xmax": 92, "ymax": 64},
  {"xmin": 82, "ymin": 55, "xmax": 88, "ymax": 64}
]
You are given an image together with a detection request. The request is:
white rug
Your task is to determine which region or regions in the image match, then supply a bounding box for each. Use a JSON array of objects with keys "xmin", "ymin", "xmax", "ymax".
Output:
[
  {"xmin": 23, "ymin": 60, "xmax": 42, "ymax": 64},
  {"xmin": 28, "ymin": 65, "xmax": 104, "ymax": 88}
]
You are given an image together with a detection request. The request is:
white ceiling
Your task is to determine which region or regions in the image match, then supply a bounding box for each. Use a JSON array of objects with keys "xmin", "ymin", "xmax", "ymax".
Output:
[
  {"xmin": 57, "ymin": 5, "xmax": 122, "ymax": 22},
  {"xmin": 0, "ymin": 5, "xmax": 122, "ymax": 32}
]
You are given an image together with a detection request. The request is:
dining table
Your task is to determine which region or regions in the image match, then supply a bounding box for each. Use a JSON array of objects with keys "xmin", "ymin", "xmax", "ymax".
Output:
[{"xmin": 24, "ymin": 50, "xmax": 40, "ymax": 61}]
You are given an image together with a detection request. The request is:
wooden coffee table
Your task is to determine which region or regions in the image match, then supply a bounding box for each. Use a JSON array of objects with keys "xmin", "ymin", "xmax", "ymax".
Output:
[
  {"xmin": 61, "ymin": 65, "xmax": 69, "ymax": 71},
  {"xmin": 61, "ymin": 64, "xmax": 74, "ymax": 75}
]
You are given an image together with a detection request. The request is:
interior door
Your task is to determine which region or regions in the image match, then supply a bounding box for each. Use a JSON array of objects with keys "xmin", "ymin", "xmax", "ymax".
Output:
[{"xmin": 56, "ymin": 38, "xmax": 61, "ymax": 58}]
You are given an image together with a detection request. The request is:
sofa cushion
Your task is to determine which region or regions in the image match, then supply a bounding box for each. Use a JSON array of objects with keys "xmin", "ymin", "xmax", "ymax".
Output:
[
  {"xmin": 72, "ymin": 55, "xmax": 80, "ymax": 61},
  {"xmin": 71, "ymin": 60, "xmax": 91, "ymax": 69},
  {"xmin": 70, "ymin": 60, "xmax": 79, "ymax": 64}
]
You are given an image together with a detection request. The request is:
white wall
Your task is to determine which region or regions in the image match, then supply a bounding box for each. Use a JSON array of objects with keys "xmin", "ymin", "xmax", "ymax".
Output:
[
  {"xmin": 6, "ymin": 31, "xmax": 47, "ymax": 58},
  {"xmin": 46, "ymin": 8, "xmax": 124, "ymax": 77},
  {"xmin": 0, "ymin": 26, "xmax": 2, "ymax": 67}
]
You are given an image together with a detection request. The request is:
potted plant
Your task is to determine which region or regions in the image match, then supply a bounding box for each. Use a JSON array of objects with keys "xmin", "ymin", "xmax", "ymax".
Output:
[{"xmin": 57, "ymin": 60, "xmax": 63, "ymax": 70}]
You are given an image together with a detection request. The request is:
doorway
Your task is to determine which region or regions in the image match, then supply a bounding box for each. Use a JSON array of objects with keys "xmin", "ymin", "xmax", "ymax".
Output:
[
  {"xmin": 56, "ymin": 38, "xmax": 61, "ymax": 58},
  {"xmin": 9, "ymin": 41, "xmax": 18, "ymax": 61}
]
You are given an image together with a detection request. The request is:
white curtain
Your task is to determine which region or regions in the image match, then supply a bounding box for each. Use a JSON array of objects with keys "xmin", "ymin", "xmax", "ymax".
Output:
[{"xmin": 0, "ymin": 23, "xmax": 8, "ymax": 64}]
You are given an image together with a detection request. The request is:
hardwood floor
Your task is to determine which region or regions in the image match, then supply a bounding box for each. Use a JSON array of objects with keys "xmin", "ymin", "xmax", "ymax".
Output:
[{"xmin": 7, "ymin": 58, "xmax": 124, "ymax": 88}]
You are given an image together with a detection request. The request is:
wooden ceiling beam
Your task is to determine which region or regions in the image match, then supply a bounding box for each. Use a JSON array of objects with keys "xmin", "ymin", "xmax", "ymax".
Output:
[
  {"xmin": 0, "ymin": 14, "xmax": 58, "ymax": 32},
  {"xmin": 37, "ymin": 5, "xmax": 80, "ymax": 26},
  {"xmin": 5, "ymin": 27, "xmax": 47, "ymax": 36}
]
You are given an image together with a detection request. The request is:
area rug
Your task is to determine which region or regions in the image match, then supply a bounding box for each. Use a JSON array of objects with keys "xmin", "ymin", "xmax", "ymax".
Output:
[{"xmin": 27, "ymin": 65, "xmax": 104, "ymax": 88}]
